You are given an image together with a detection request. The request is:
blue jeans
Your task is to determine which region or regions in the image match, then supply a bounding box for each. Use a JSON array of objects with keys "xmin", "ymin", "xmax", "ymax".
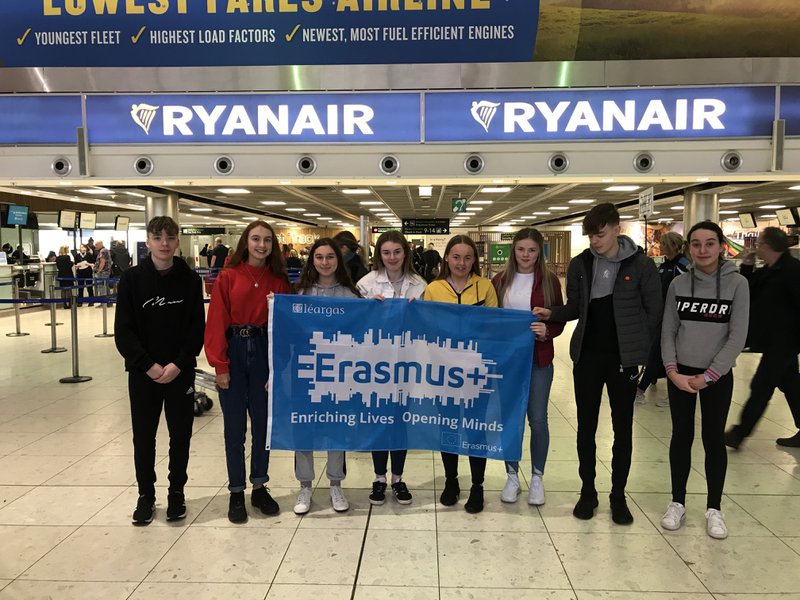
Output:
[
  {"xmin": 218, "ymin": 333, "xmax": 271, "ymax": 492},
  {"xmin": 506, "ymin": 362, "xmax": 554, "ymax": 476}
]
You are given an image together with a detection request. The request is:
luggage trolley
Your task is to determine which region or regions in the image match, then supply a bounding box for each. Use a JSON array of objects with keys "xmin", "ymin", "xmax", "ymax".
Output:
[{"xmin": 192, "ymin": 368, "xmax": 216, "ymax": 416}]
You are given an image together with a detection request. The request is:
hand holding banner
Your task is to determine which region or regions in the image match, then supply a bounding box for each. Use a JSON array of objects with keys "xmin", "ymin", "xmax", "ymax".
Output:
[{"xmin": 267, "ymin": 295, "xmax": 535, "ymax": 461}]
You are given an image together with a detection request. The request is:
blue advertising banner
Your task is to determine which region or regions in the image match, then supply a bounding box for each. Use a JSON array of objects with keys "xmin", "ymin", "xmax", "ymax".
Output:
[
  {"xmin": 782, "ymin": 86, "xmax": 800, "ymax": 136},
  {"xmin": 267, "ymin": 295, "xmax": 535, "ymax": 461},
  {"xmin": 86, "ymin": 93, "xmax": 421, "ymax": 143},
  {"xmin": 425, "ymin": 86, "xmax": 777, "ymax": 142},
  {"xmin": 0, "ymin": 1, "xmax": 538, "ymax": 68},
  {"xmin": 0, "ymin": 96, "xmax": 82, "ymax": 144}
]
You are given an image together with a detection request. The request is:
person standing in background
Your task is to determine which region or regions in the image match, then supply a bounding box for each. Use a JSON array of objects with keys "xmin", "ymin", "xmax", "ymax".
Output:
[
  {"xmin": 725, "ymin": 226, "xmax": 800, "ymax": 449},
  {"xmin": 334, "ymin": 230, "xmax": 369, "ymax": 284},
  {"xmin": 93, "ymin": 240, "xmax": 112, "ymax": 307},
  {"xmin": 55, "ymin": 245, "xmax": 74, "ymax": 309}
]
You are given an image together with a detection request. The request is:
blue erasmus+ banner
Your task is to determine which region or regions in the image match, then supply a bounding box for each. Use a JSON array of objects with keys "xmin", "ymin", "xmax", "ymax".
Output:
[{"xmin": 267, "ymin": 295, "xmax": 535, "ymax": 461}]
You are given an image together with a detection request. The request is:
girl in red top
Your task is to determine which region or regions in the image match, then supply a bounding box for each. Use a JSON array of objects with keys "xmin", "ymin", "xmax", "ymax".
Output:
[
  {"xmin": 205, "ymin": 221, "xmax": 291, "ymax": 523},
  {"xmin": 491, "ymin": 228, "xmax": 565, "ymax": 507}
]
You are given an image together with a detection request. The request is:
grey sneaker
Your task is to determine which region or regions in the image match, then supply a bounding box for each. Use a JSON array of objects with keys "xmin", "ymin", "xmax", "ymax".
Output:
[
  {"xmin": 330, "ymin": 485, "xmax": 349, "ymax": 512},
  {"xmin": 294, "ymin": 486, "xmax": 313, "ymax": 515}
]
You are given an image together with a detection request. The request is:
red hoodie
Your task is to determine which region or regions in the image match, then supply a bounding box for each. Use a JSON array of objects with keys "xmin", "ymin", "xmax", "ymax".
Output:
[
  {"xmin": 491, "ymin": 268, "xmax": 565, "ymax": 368},
  {"xmin": 204, "ymin": 263, "xmax": 291, "ymax": 375}
]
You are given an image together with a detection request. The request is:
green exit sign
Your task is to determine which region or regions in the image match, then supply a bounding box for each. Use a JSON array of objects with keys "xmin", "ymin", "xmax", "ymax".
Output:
[{"xmin": 452, "ymin": 198, "xmax": 468, "ymax": 213}]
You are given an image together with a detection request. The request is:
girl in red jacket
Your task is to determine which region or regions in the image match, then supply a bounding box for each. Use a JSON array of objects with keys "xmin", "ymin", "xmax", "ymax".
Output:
[
  {"xmin": 205, "ymin": 221, "xmax": 291, "ymax": 523},
  {"xmin": 491, "ymin": 228, "xmax": 564, "ymax": 506}
]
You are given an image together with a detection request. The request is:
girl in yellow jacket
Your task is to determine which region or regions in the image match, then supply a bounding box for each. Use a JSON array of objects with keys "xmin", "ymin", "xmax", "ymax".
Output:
[{"xmin": 424, "ymin": 235, "xmax": 498, "ymax": 513}]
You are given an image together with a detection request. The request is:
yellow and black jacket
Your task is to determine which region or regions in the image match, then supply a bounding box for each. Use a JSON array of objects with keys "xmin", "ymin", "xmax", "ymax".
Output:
[{"xmin": 423, "ymin": 274, "xmax": 498, "ymax": 307}]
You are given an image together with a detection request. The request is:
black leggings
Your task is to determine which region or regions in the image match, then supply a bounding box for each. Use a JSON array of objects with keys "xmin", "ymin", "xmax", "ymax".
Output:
[
  {"xmin": 668, "ymin": 365, "xmax": 733, "ymax": 510},
  {"xmin": 441, "ymin": 452, "xmax": 486, "ymax": 486}
]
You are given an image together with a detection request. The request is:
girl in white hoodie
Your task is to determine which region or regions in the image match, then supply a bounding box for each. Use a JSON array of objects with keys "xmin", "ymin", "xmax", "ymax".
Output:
[{"xmin": 660, "ymin": 221, "xmax": 749, "ymax": 540}]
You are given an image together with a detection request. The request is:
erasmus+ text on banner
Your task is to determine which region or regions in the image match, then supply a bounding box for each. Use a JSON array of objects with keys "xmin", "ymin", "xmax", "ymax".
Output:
[
  {"xmin": 425, "ymin": 86, "xmax": 777, "ymax": 142},
  {"xmin": 0, "ymin": 1, "xmax": 538, "ymax": 68},
  {"xmin": 267, "ymin": 295, "xmax": 535, "ymax": 461}
]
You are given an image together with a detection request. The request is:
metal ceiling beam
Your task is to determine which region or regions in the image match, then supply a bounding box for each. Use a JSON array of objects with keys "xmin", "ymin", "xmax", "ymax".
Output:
[
  {"xmin": 483, "ymin": 184, "xmax": 580, "ymax": 225},
  {"xmin": 276, "ymin": 186, "xmax": 360, "ymax": 223}
]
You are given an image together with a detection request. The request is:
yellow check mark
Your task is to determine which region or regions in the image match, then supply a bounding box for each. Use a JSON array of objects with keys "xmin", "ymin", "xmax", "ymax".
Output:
[
  {"xmin": 131, "ymin": 26, "xmax": 146, "ymax": 44},
  {"xmin": 17, "ymin": 28, "xmax": 31, "ymax": 46},
  {"xmin": 285, "ymin": 25, "xmax": 301, "ymax": 42}
]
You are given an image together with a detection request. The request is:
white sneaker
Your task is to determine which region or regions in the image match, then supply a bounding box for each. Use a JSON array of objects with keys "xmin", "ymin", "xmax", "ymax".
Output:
[
  {"xmin": 705, "ymin": 508, "xmax": 728, "ymax": 539},
  {"xmin": 501, "ymin": 472, "xmax": 520, "ymax": 503},
  {"xmin": 634, "ymin": 388, "xmax": 646, "ymax": 405},
  {"xmin": 528, "ymin": 474, "xmax": 545, "ymax": 506},
  {"xmin": 294, "ymin": 486, "xmax": 313, "ymax": 515},
  {"xmin": 660, "ymin": 501, "xmax": 686, "ymax": 530},
  {"xmin": 330, "ymin": 485, "xmax": 349, "ymax": 512}
]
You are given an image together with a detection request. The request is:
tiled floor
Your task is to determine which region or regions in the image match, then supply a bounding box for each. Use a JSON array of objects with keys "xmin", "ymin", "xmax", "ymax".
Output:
[{"xmin": 1, "ymin": 305, "xmax": 799, "ymax": 599}]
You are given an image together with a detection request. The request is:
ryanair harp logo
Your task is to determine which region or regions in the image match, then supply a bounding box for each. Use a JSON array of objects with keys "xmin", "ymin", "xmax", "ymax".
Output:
[
  {"xmin": 470, "ymin": 100, "xmax": 500, "ymax": 133},
  {"xmin": 130, "ymin": 103, "xmax": 160, "ymax": 135}
]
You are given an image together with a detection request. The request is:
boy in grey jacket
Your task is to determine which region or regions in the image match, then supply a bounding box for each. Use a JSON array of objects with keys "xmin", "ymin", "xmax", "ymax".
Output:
[{"xmin": 535, "ymin": 203, "xmax": 662, "ymax": 524}]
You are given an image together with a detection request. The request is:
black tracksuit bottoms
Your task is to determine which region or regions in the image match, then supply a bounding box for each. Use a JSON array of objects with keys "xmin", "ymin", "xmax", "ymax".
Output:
[
  {"xmin": 737, "ymin": 351, "xmax": 800, "ymax": 437},
  {"xmin": 129, "ymin": 370, "xmax": 195, "ymax": 497},
  {"xmin": 667, "ymin": 366, "xmax": 733, "ymax": 510},
  {"xmin": 573, "ymin": 352, "xmax": 638, "ymax": 499}
]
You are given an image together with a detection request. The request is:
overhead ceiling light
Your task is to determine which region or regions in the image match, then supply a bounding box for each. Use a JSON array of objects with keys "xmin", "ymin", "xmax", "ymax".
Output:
[
  {"xmin": 342, "ymin": 189, "xmax": 371, "ymax": 195},
  {"xmin": 241, "ymin": 216, "xmax": 254, "ymax": 220},
  {"xmin": 620, "ymin": 215, "xmax": 634, "ymax": 219},
  {"xmin": 303, "ymin": 213, "xmax": 321, "ymax": 217},
  {"xmin": 789, "ymin": 185, "xmax": 800, "ymax": 191},
  {"xmin": 658, "ymin": 218, "xmax": 674, "ymax": 222},
  {"xmin": 605, "ymin": 185, "xmax": 641, "ymax": 192},
  {"xmin": 78, "ymin": 187, "xmax": 113, "ymax": 194},
  {"xmin": 696, "ymin": 177, "xmax": 710, "ymax": 182},
  {"xmin": 285, "ymin": 208, "xmax": 305, "ymax": 212},
  {"xmin": 533, "ymin": 211, "xmax": 551, "ymax": 215},
  {"xmin": 468, "ymin": 207, "xmax": 484, "ymax": 211},
  {"xmin": 260, "ymin": 201, "xmax": 286, "ymax": 206},
  {"xmin": 670, "ymin": 205, "xmax": 684, "ymax": 210},
  {"xmin": 471, "ymin": 200, "xmax": 493, "ymax": 205},
  {"xmin": 163, "ymin": 181, "xmax": 176, "ymax": 185},
  {"xmin": 602, "ymin": 178, "xmax": 614, "ymax": 183},
  {"xmin": 481, "ymin": 187, "xmax": 511, "ymax": 193},
  {"xmin": 569, "ymin": 199, "xmax": 595, "ymax": 204},
  {"xmin": 218, "ymin": 188, "xmax": 251, "ymax": 194},
  {"xmin": 418, "ymin": 186, "xmax": 433, "ymax": 197},
  {"xmin": 719, "ymin": 210, "xmax": 739, "ymax": 215},
  {"xmin": 190, "ymin": 208, "xmax": 213, "ymax": 212},
  {"xmin": 759, "ymin": 214, "xmax": 777, "ymax": 218},
  {"xmin": 370, "ymin": 208, "xmax": 390, "ymax": 212},
  {"xmin": 548, "ymin": 206, "xmax": 569, "ymax": 210},
  {"xmin": 58, "ymin": 181, "xmax": 74, "ymax": 185},
  {"xmin": 720, "ymin": 198, "xmax": 742, "ymax": 203},
  {"xmin": 318, "ymin": 217, "xmax": 333, "ymax": 220},
  {"xmin": 125, "ymin": 191, "xmax": 145, "ymax": 198},
  {"xmin": 359, "ymin": 201, "xmax": 384, "ymax": 206},
  {"xmin": 279, "ymin": 180, "xmax": 292, "ymax": 185},
  {"xmin": 759, "ymin": 204, "xmax": 786, "ymax": 209}
]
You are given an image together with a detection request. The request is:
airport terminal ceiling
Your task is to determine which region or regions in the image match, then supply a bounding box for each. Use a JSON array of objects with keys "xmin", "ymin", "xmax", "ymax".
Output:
[{"xmin": 4, "ymin": 179, "xmax": 800, "ymax": 232}]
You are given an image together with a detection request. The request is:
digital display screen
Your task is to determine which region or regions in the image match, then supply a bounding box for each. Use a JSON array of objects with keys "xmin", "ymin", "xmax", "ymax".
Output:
[
  {"xmin": 58, "ymin": 210, "xmax": 76, "ymax": 229},
  {"xmin": 6, "ymin": 205, "xmax": 28, "ymax": 226}
]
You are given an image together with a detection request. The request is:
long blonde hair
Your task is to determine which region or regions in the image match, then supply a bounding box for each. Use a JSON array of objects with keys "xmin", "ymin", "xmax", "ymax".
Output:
[{"xmin": 495, "ymin": 228, "xmax": 555, "ymax": 308}]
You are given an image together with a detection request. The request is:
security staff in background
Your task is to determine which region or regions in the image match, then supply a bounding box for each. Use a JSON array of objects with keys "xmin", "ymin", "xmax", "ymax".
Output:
[{"xmin": 725, "ymin": 227, "xmax": 800, "ymax": 449}]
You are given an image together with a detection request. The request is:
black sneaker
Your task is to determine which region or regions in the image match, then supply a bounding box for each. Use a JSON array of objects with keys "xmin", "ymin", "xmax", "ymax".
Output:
[
  {"xmin": 228, "ymin": 491, "xmax": 248, "ymax": 524},
  {"xmin": 609, "ymin": 494, "xmax": 634, "ymax": 525},
  {"xmin": 464, "ymin": 484, "xmax": 484, "ymax": 514},
  {"xmin": 391, "ymin": 481, "xmax": 413, "ymax": 505},
  {"xmin": 369, "ymin": 481, "xmax": 387, "ymax": 505},
  {"xmin": 573, "ymin": 494, "xmax": 599, "ymax": 520},
  {"xmin": 777, "ymin": 431, "xmax": 800, "ymax": 447},
  {"xmin": 724, "ymin": 427, "xmax": 744, "ymax": 450},
  {"xmin": 132, "ymin": 494, "xmax": 155, "ymax": 525},
  {"xmin": 439, "ymin": 478, "xmax": 460, "ymax": 506},
  {"xmin": 166, "ymin": 490, "xmax": 186, "ymax": 522},
  {"xmin": 251, "ymin": 486, "xmax": 280, "ymax": 516}
]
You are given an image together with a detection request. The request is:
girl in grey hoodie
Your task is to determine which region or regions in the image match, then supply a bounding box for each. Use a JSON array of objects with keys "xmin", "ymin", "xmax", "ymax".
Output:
[{"xmin": 660, "ymin": 221, "xmax": 749, "ymax": 540}]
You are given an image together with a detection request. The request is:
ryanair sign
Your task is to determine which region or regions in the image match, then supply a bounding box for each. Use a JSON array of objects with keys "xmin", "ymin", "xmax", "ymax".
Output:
[
  {"xmin": 425, "ymin": 87, "xmax": 777, "ymax": 141},
  {"xmin": 86, "ymin": 93, "xmax": 421, "ymax": 143}
]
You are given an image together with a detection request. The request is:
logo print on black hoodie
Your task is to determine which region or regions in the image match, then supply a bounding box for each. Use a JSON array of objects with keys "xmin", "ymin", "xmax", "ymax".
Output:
[{"xmin": 674, "ymin": 296, "xmax": 731, "ymax": 323}]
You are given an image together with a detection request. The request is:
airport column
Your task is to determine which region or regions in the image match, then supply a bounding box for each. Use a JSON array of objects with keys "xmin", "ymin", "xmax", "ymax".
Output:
[
  {"xmin": 145, "ymin": 192, "xmax": 180, "ymax": 225},
  {"xmin": 359, "ymin": 215, "xmax": 370, "ymax": 265},
  {"xmin": 683, "ymin": 188, "xmax": 719, "ymax": 228}
]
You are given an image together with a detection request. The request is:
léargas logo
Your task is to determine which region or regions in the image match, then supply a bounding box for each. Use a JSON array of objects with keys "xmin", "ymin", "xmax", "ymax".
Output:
[
  {"xmin": 470, "ymin": 100, "xmax": 500, "ymax": 133},
  {"xmin": 131, "ymin": 103, "xmax": 160, "ymax": 135}
]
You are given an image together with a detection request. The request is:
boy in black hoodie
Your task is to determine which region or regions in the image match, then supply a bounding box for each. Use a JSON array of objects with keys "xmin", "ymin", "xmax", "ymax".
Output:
[
  {"xmin": 115, "ymin": 217, "xmax": 205, "ymax": 525},
  {"xmin": 534, "ymin": 203, "xmax": 662, "ymax": 524}
]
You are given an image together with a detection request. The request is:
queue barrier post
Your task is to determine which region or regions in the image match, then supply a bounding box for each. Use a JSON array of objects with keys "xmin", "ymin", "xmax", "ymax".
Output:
[
  {"xmin": 6, "ymin": 279, "xmax": 30, "ymax": 338},
  {"xmin": 95, "ymin": 278, "xmax": 114, "ymax": 338},
  {"xmin": 42, "ymin": 284, "xmax": 67, "ymax": 354},
  {"xmin": 44, "ymin": 281, "xmax": 63, "ymax": 327},
  {"xmin": 60, "ymin": 289, "xmax": 92, "ymax": 384}
]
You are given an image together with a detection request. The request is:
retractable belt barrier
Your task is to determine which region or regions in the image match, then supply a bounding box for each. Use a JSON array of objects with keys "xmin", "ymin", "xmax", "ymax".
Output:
[{"xmin": 42, "ymin": 281, "xmax": 66, "ymax": 354}]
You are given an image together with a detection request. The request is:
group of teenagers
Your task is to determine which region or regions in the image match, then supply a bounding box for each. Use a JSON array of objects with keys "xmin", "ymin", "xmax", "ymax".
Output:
[{"xmin": 114, "ymin": 202, "xmax": 794, "ymax": 541}]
